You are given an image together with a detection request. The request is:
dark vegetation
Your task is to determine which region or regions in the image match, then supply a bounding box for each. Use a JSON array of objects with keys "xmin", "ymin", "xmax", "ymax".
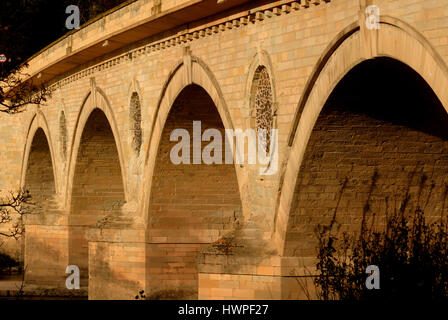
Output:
[
  {"xmin": 315, "ymin": 171, "xmax": 448, "ymax": 300},
  {"xmin": 311, "ymin": 57, "xmax": 448, "ymax": 301},
  {"xmin": 0, "ymin": 191, "xmax": 31, "ymax": 271}
]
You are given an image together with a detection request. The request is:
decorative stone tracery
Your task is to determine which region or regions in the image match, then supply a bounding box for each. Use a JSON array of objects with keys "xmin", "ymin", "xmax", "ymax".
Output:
[
  {"xmin": 59, "ymin": 110, "xmax": 67, "ymax": 160},
  {"xmin": 252, "ymin": 66, "xmax": 274, "ymax": 152},
  {"xmin": 130, "ymin": 92, "xmax": 142, "ymax": 155}
]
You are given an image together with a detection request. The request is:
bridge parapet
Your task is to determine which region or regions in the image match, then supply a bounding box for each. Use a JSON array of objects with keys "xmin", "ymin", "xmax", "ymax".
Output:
[{"xmin": 23, "ymin": 0, "xmax": 254, "ymax": 87}]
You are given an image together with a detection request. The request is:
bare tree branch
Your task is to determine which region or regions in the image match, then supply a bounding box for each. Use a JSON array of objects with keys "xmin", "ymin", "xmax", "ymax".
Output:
[
  {"xmin": 0, "ymin": 65, "xmax": 52, "ymax": 114},
  {"xmin": 0, "ymin": 190, "xmax": 32, "ymax": 239}
]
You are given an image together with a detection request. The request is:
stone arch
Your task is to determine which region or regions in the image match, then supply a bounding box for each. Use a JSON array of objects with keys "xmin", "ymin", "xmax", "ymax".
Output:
[
  {"xmin": 67, "ymin": 101, "xmax": 127, "ymax": 286},
  {"xmin": 140, "ymin": 57, "xmax": 247, "ymax": 226},
  {"xmin": 141, "ymin": 58, "xmax": 244, "ymax": 299},
  {"xmin": 66, "ymin": 88, "xmax": 128, "ymax": 208},
  {"xmin": 274, "ymin": 17, "xmax": 448, "ymax": 255},
  {"xmin": 21, "ymin": 111, "xmax": 58, "ymax": 196},
  {"xmin": 20, "ymin": 112, "xmax": 58, "ymax": 287}
]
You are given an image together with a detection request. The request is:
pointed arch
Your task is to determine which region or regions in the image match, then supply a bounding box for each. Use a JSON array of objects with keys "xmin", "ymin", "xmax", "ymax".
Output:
[
  {"xmin": 244, "ymin": 50, "xmax": 278, "ymax": 122},
  {"xmin": 274, "ymin": 16, "xmax": 448, "ymax": 255},
  {"xmin": 67, "ymin": 91, "xmax": 127, "ymax": 286},
  {"xmin": 21, "ymin": 110, "xmax": 58, "ymax": 193},
  {"xmin": 139, "ymin": 56, "xmax": 248, "ymax": 226},
  {"xmin": 65, "ymin": 88, "xmax": 128, "ymax": 208}
]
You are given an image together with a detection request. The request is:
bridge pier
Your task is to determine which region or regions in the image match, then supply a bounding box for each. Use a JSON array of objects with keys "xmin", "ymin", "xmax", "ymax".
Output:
[
  {"xmin": 198, "ymin": 253, "xmax": 316, "ymax": 300},
  {"xmin": 195, "ymin": 217, "xmax": 316, "ymax": 300},
  {"xmin": 23, "ymin": 214, "xmax": 69, "ymax": 288},
  {"xmin": 87, "ymin": 227, "xmax": 146, "ymax": 300}
]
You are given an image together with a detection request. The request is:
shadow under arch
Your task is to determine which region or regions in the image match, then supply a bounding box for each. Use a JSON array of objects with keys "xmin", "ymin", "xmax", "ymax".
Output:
[
  {"xmin": 64, "ymin": 88, "xmax": 127, "ymax": 288},
  {"xmin": 21, "ymin": 110, "xmax": 58, "ymax": 194},
  {"xmin": 274, "ymin": 16, "xmax": 448, "ymax": 255},
  {"xmin": 141, "ymin": 58, "xmax": 244, "ymax": 299},
  {"xmin": 140, "ymin": 56, "xmax": 247, "ymax": 227},
  {"xmin": 68, "ymin": 107, "xmax": 126, "ymax": 287},
  {"xmin": 65, "ymin": 88, "xmax": 128, "ymax": 209}
]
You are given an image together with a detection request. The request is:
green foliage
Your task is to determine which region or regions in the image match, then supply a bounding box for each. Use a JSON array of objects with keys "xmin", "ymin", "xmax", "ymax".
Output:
[{"xmin": 314, "ymin": 171, "xmax": 448, "ymax": 300}]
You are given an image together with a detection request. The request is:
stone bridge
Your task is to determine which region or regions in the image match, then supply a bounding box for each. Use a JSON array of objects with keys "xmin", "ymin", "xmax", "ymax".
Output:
[{"xmin": 1, "ymin": 0, "xmax": 448, "ymax": 299}]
